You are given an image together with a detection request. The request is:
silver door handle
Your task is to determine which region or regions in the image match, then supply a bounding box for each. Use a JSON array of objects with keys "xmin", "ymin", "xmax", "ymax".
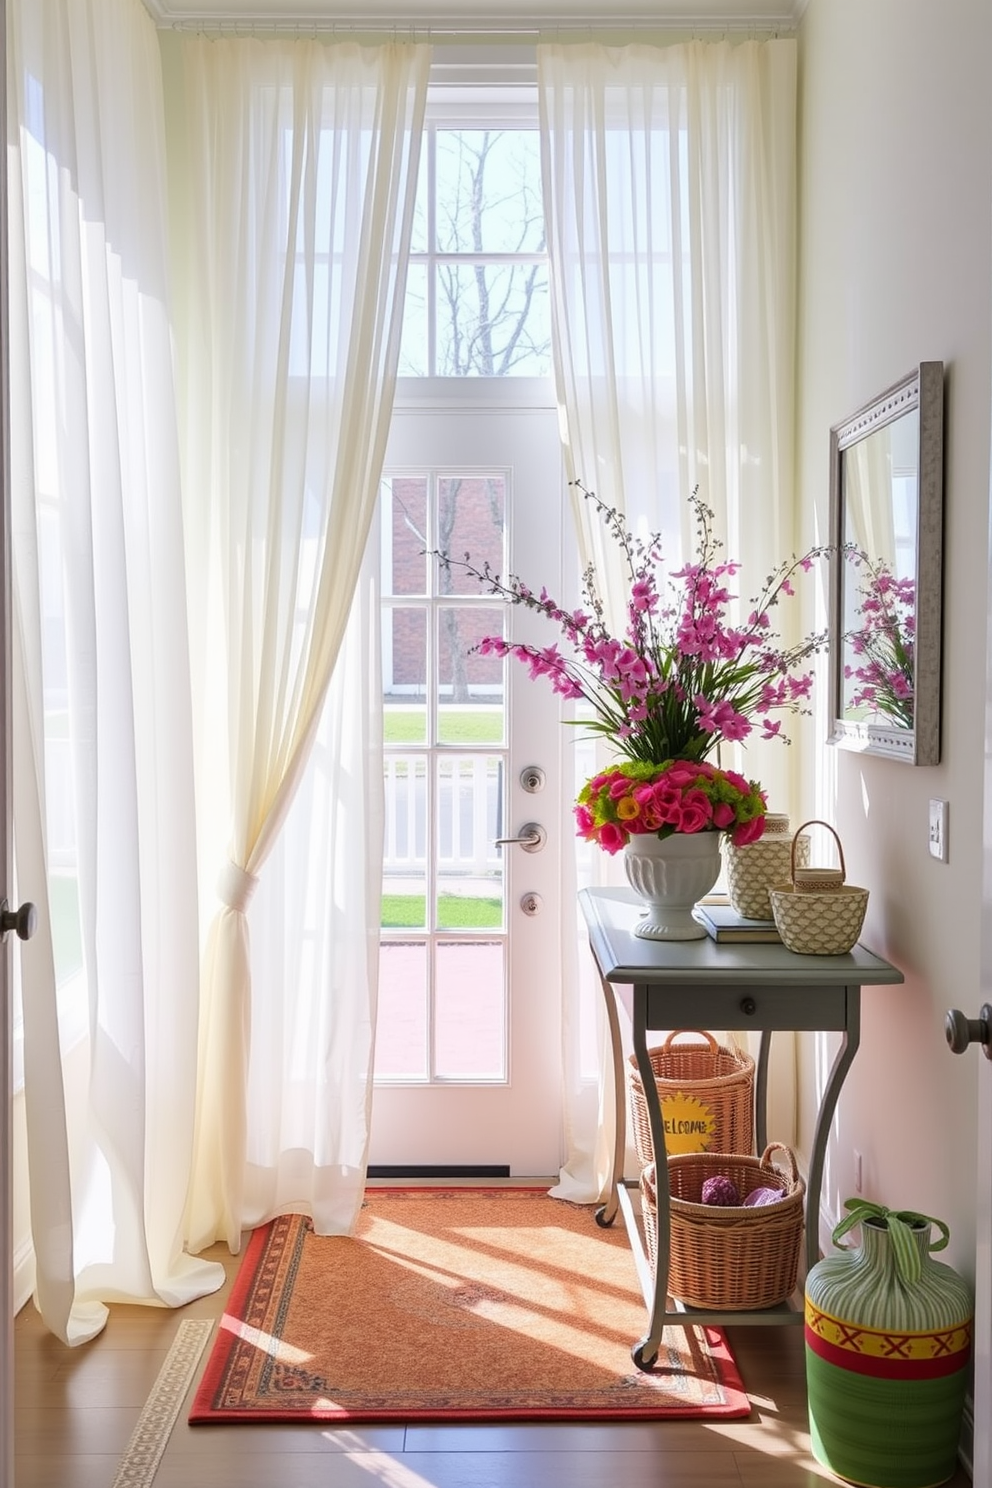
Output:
[{"xmin": 494, "ymin": 822, "xmax": 547, "ymax": 853}]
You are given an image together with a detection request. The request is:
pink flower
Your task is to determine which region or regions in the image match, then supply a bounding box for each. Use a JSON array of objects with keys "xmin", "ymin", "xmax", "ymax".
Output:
[
  {"xmin": 666, "ymin": 761, "xmax": 705, "ymax": 788},
  {"xmin": 630, "ymin": 579, "xmax": 657, "ymax": 612},
  {"xmin": 597, "ymin": 820, "xmax": 628, "ymax": 854},
  {"xmin": 677, "ymin": 802, "xmax": 710, "ymax": 833},
  {"xmin": 574, "ymin": 804, "xmax": 595, "ymax": 836},
  {"xmin": 730, "ymin": 816, "xmax": 766, "ymax": 847},
  {"xmin": 694, "ymin": 695, "xmax": 751, "ymax": 742},
  {"xmin": 680, "ymin": 788, "xmax": 714, "ymax": 824}
]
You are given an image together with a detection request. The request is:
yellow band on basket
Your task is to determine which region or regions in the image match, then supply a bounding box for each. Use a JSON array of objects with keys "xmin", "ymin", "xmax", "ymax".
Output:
[{"xmin": 804, "ymin": 1300, "xmax": 971, "ymax": 1360}]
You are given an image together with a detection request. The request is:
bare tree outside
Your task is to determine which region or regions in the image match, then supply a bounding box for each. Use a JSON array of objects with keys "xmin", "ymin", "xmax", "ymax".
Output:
[
  {"xmin": 400, "ymin": 129, "xmax": 552, "ymax": 378},
  {"xmin": 436, "ymin": 476, "xmax": 505, "ymax": 704}
]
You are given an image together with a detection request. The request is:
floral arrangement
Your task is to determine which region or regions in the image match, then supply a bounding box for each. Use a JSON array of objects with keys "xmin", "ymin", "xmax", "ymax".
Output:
[
  {"xmin": 433, "ymin": 481, "xmax": 828, "ymax": 851},
  {"xmin": 575, "ymin": 759, "xmax": 767, "ymax": 855},
  {"xmin": 843, "ymin": 551, "xmax": 915, "ymax": 729}
]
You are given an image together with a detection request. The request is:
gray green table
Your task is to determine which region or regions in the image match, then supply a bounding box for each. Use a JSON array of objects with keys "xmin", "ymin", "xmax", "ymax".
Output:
[{"xmin": 579, "ymin": 886, "xmax": 905, "ymax": 1370}]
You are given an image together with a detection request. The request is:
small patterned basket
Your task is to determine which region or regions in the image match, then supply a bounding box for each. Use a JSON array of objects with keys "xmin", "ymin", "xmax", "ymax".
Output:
[
  {"xmin": 725, "ymin": 815, "xmax": 811, "ymax": 920},
  {"xmin": 768, "ymin": 821, "xmax": 869, "ymax": 955},
  {"xmin": 627, "ymin": 1030, "xmax": 755, "ymax": 1167},
  {"xmin": 641, "ymin": 1143, "xmax": 806, "ymax": 1310}
]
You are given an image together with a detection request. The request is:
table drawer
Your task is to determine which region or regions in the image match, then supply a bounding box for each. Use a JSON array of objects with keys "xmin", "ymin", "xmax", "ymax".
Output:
[{"xmin": 637, "ymin": 982, "xmax": 850, "ymax": 1033}]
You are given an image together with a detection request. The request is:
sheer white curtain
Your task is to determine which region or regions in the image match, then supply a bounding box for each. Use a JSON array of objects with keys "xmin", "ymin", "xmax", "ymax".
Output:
[
  {"xmin": 168, "ymin": 36, "xmax": 429, "ymax": 1253},
  {"xmin": 7, "ymin": 0, "xmax": 224, "ymax": 1343},
  {"xmin": 538, "ymin": 39, "xmax": 800, "ymax": 1201}
]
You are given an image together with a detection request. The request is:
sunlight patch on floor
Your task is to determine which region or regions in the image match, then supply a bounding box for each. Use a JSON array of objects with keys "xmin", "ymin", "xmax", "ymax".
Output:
[{"xmin": 219, "ymin": 1311, "xmax": 312, "ymax": 1365}]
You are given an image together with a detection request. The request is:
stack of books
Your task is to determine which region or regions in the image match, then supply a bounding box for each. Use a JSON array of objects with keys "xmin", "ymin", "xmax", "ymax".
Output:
[{"xmin": 693, "ymin": 900, "xmax": 782, "ymax": 944}]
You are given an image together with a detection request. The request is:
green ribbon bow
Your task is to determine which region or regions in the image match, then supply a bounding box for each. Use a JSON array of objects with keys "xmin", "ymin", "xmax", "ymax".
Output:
[{"xmin": 832, "ymin": 1199, "xmax": 949, "ymax": 1287}]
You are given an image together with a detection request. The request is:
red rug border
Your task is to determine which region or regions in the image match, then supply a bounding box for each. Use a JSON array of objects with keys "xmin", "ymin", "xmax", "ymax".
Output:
[{"xmin": 189, "ymin": 1191, "xmax": 753, "ymax": 1425}]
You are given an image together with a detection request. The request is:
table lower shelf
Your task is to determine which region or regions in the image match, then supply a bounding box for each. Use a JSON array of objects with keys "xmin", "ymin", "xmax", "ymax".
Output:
[{"xmin": 613, "ymin": 1179, "xmax": 807, "ymax": 1332}]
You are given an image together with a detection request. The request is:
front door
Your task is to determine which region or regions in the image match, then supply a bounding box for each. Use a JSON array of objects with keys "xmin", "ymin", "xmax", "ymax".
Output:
[{"xmin": 367, "ymin": 404, "xmax": 567, "ymax": 1177}]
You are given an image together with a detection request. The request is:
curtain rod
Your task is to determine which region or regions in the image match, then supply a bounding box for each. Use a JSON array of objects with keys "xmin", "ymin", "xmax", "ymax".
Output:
[{"xmin": 157, "ymin": 12, "xmax": 793, "ymax": 38}]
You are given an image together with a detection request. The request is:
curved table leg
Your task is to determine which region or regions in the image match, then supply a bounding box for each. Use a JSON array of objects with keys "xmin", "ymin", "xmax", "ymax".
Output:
[
  {"xmin": 804, "ymin": 988, "xmax": 861, "ymax": 1274},
  {"xmin": 631, "ymin": 984, "xmax": 670, "ymax": 1369},
  {"xmin": 594, "ymin": 965, "xmax": 626, "ymax": 1227},
  {"xmin": 755, "ymin": 1030, "xmax": 770, "ymax": 1156}
]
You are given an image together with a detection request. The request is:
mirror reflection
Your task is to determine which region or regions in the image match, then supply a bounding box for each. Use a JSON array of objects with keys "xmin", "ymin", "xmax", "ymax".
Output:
[{"xmin": 841, "ymin": 408, "xmax": 919, "ymax": 730}]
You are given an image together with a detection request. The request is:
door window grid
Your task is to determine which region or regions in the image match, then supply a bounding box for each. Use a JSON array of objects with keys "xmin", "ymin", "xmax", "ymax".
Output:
[{"xmin": 377, "ymin": 471, "xmax": 509, "ymax": 1085}]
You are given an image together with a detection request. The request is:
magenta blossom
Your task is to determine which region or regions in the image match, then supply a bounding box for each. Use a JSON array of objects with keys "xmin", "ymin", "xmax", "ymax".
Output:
[
  {"xmin": 430, "ymin": 482, "xmax": 829, "ymax": 853},
  {"xmin": 731, "ymin": 814, "xmax": 766, "ymax": 847},
  {"xmin": 432, "ymin": 481, "xmax": 829, "ymax": 768},
  {"xmin": 575, "ymin": 759, "xmax": 766, "ymax": 854},
  {"xmin": 842, "ymin": 550, "xmax": 915, "ymax": 730}
]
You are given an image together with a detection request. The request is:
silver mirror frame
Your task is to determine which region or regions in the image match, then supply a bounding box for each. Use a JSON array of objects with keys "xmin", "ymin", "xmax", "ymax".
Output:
[{"xmin": 827, "ymin": 361, "xmax": 944, "ymax": 765}]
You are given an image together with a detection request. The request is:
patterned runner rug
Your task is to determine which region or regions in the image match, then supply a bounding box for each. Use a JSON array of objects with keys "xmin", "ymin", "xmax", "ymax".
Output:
[{"xmin": 189, "ymin": 1187, "xmax": 751, "ymax": 1423}]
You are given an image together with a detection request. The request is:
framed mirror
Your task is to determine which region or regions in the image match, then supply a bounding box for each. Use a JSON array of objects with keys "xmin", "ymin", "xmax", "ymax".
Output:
[{"xmin": 827, "ymin": 361, "xmax": 944, "ymax": 764}]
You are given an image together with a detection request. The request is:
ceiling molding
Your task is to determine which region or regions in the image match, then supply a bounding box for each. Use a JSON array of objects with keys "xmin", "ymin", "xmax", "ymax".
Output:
[{"xmin": 143, "ymin": 0, "xmax": 803, "ymax": 32}]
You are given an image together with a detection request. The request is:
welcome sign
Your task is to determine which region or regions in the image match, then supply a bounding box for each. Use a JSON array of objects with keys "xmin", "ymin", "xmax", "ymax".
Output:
[{"xmin": 660, "ymin": 1092, "xmax": 718, "ymax": 1154}]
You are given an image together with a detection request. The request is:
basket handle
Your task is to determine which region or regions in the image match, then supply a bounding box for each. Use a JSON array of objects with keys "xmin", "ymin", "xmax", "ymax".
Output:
[
  {"xmin": 660, "ymin": 1029, "xmax": 719, "ymax": 1055},
  {"xmin": 759, "ymin": 1141, "xmax": 801, "ymax": 1188},
  {"xmin": 791, "ymin": 820, "xmax": 847, "ymax": 884}
]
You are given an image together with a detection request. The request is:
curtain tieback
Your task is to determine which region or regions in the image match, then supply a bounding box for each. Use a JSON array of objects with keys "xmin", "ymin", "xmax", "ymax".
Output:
[{"xmin": 217, "ymin": 860, "xmax": 259, "ymax": 915}]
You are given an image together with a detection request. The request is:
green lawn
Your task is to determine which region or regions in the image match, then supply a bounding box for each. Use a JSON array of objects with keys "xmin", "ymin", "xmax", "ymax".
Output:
[
  {"xmin": 382, "ymin": 893, "xmax": 503, "ymax": 929},
  {"xmin": 384, "ymin": 708, "xmax": 503, "ymax": 745}
]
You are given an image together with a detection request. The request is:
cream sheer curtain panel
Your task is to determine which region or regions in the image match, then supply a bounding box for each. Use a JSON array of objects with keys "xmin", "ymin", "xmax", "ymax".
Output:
[
  {"xmin": 169, "ymin": 36, "xmax": 429, "ymax": 1253},
  {"xmin": 537, "ymin": 39, "xmax": 800, "ymax": 1203},
  {"xmin": 6, "ymin": 0, "xmax": 224, "ymax": 1343}
]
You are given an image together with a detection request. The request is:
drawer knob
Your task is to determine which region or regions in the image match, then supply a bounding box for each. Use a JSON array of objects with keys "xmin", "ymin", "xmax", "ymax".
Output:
[{"xmin": 740, "ymin": 996, "xmax": 757, "ymax": 1016}]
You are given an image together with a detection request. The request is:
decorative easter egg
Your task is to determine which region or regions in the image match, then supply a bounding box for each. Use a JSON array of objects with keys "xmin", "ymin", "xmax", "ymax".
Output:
[{"xmin": 701, "ymin": 1174, "xmax": 740, "ymax": 1206}]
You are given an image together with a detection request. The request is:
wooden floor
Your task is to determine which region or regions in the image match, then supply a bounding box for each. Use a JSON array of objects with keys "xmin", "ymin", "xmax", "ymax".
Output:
[{"xmin": 14, "ymin": 1240, "xmax": 973, "ymax": 1488}]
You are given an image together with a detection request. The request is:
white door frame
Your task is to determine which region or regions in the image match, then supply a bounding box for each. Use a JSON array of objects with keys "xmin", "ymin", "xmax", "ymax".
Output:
[
  {"xmin": 2, "ymin": 0, "xmax": 16, "ymax": 1480},
  {"xmin": 975, "ymin": 391, "xmax": 992, "ymax": 1487}
]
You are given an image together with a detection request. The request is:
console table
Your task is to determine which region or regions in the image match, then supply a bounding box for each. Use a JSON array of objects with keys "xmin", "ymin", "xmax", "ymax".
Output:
[{"xmin": 579, "ymin": 886, "xmax": 904, "ymax": 1370}]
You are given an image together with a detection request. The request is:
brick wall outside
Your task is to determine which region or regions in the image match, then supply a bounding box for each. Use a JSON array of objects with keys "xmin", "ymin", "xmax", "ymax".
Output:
[{"xmin": 386, "ymin": 475, "xmax": 507, "ymax": 695}]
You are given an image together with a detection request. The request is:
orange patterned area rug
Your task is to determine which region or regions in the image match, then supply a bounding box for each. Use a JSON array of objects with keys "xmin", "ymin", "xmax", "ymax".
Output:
[{"xmin": 189, "ymin": 1188, "xmax": 750, "ymax": 1423}]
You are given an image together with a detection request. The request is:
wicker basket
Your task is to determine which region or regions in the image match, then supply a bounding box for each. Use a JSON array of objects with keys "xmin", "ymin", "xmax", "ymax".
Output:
[
  {"xmin": 641, "ymin": 1143, "xmax": 806, "ymax": 1310},
  {"xmin": 627, "ymin": 1030, "xmax": 755, "ymax": 1166},
  {"xmin": 768, "ymin": 821, "xmax": 869, "ymax": 955},
  {"xmin": 725, "ymin": 824, "xmax": 811, "ymax": 920}
]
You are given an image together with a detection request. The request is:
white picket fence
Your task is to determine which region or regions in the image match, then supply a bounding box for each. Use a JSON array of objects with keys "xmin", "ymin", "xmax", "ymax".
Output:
[
  {"xmin": 383, "ymin": 754, "xmax": 503, "ymax": 877},
  {"xmin": 45, "ymin": 734, "xmax": 504, "ymax": 881}
]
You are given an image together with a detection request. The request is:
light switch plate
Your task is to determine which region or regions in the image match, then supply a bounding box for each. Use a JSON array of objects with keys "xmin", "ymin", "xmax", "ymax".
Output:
[{"xmin": 929, "ymin": 798, "xmax": 948, "ymax": 862}]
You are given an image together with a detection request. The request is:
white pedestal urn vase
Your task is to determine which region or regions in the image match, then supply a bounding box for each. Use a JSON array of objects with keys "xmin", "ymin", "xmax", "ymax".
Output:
[{"xmin": 624, "ymin": 830, "xmax": 722, "ymax": 940}]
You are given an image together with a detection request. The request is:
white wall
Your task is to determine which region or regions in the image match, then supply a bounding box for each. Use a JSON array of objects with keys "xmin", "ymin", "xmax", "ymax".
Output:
[
  {"xmin": 11, "ymin": 1090, "xmax": 33, "ymax": 1310},
  {"xmin": 795, "ymin": 0, "xmax": 992, "ymax": 1279}
]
